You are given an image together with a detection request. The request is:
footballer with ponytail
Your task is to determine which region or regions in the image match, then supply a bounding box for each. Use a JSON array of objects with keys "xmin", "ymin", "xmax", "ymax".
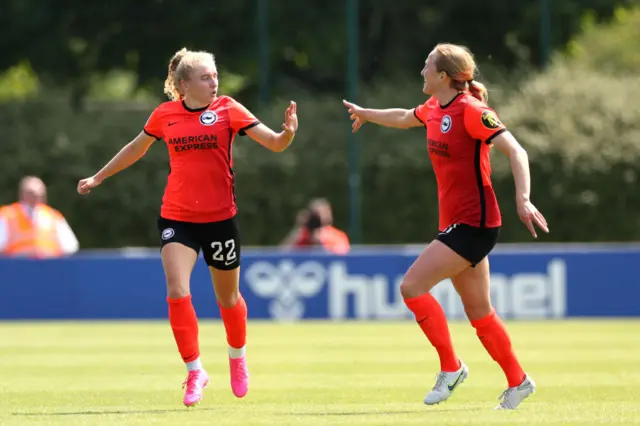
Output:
[
  {"xmin": 78, "ymin": 46, "xmax": 299, "ymax": 407},
  {"xmin": 342, "ymin": 43, "xmax": 547, "ymax": 410}
]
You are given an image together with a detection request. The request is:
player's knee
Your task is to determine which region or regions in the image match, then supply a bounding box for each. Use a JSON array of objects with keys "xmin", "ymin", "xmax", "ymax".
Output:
[
  {"xmin": 400, "ymin": 275, "xmax": 422, "ymax": 299},
  {"xmin": 400, "ymin": 266, "xmax": 440, "ymax": 299},
  {"xmin": 166, "ymin": 280, "xmax": 190, "ymax": 299},
  {"xmin": 217, "ymin": 290, "xmax": 239, "ymax": 309},
  {"xmin": 463, "ymin": 301, "xmax": 493, "ymax": 322},
  {"xmin": 399, "ymin": 280, "xmax": 411, "ymax": 299}
]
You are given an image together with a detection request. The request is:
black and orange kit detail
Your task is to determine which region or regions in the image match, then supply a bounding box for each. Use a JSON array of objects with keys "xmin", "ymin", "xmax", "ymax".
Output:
[
  {"xmin": 414, "ymin": 93, "xmax": 507, "ymax": 264},
  {"xmin": 143, "ymin": 96, "xmax": 259, "ymax": 268},
  {"xmin": 157, "ymin": 216, "xmax": 241, "ymax": 270},
  {"xmin": 144, "ymin": 96, "xmax": 260, "ymax": 223}
]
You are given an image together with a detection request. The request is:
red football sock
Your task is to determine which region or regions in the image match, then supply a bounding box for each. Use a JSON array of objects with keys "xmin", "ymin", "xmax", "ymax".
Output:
[
  {"xmin": 167, "ymin": 295, "xmax": 200, "ymax": 363},
  {"xmin": 471, "ymin": 309, "xmax": 526, "ymax": 387},
  {"xmin": 218, "ymin": 294, "xmax": 247, "ymax": 349},
  {"xmin": 404, "ymin": 293, "xmax": 460, "ymax": 372}
]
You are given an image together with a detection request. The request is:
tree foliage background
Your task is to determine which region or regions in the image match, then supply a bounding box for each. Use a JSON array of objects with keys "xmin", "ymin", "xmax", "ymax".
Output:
[{"xmin": 1, "ymin": 0, "xmax": 639, "ymax": 247}]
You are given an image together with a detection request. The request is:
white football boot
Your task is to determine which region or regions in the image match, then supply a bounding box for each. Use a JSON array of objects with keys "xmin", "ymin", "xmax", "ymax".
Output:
[
  {"xmin": 424, "ymin": 361, "xmax": 468, "ymax": 405},
  {"xmin": 494, "ymin": 375, "xmax": 536, "ymax": 410}
]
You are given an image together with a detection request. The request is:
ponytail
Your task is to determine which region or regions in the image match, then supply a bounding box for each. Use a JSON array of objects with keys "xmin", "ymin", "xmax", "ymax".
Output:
[
  {"xmin": 163, "ymin": 48, "xmax": 188, "ymax": 101},
  {"xmin": 434, "ymin": 44, "xmax": 489, "ymax": 104},
  {"xmin": 468, "ymin": 80, "xmax": 489, "ymax": 104}
]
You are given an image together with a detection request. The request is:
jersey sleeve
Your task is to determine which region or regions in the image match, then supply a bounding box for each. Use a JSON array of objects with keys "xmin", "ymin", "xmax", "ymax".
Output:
[
  {"xmin": 463, "ymin": 102, "xmax": 507, "ymax": 144},
  {"xmin": 143, "ymin": 107, "xmax": 164, "ymax": 140},
  {"xmin": 413, "ymin": 97, "xmax": 436, "ymax": 125},
  {"xmin": 228, "ymin": 98, "xmax": 261, "ymax": 136}
]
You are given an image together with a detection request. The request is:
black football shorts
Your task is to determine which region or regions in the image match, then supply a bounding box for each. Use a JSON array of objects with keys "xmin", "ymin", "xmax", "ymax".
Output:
[{"xmin": 157, "ymin": 216, "xmax": 241, "ymax": 270}]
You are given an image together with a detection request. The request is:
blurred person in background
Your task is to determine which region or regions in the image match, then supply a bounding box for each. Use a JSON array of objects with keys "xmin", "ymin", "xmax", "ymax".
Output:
[
  {"xmin": 343, "ymin": 43, "xmax": 548, "ymax": 410},
  {"xmin": 77, "ymin": 47, "xmax": 298, "ymax": 407},
  {"xmin": 282, "ymin": 198, "xmax": 350, "ymax": 254},
  {"xmin": 0, "ymin": 176, "xmax": 79, "ymax": 258}
]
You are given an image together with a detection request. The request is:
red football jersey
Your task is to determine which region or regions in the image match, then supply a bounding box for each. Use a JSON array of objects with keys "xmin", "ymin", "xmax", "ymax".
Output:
[
  {"xmin": 143, "ymin": 96, "xmax": 260, "ymax": 223},
  {"xmin": 414, "ymin": 93, "xmax": 507, "ymax": 231}
]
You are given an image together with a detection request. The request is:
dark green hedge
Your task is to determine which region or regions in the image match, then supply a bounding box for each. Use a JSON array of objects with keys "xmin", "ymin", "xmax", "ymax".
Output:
[{"xmin": 1, "ymin": 62, "xmax": 639, "ymax": 248}]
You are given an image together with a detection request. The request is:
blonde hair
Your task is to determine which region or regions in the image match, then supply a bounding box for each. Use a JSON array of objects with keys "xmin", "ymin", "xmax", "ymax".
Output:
[
  {"xmin": 163, "ymin": 48, "xmax": 217, "ymax": 101},
  {"xmin": 434, "ymin": 43, "xmax": 489, "ymax": 104}
]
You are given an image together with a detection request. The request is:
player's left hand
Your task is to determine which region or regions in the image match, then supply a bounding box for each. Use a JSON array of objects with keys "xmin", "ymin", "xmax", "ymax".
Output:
[
  {"xmin": 282, "ymin": 101, "xmax": 298, "ymax": 135},
  {"xmin": 517, "ymin": 200, "xmax": 549, "ymax": 238}
]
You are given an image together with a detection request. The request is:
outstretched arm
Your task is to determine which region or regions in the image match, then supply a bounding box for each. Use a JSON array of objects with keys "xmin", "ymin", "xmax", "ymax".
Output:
[
  {"xmin": 77, "ymin": 131, "xmax": 156, "ymax": 194},
  {"xmin": 343, "ymin": 100, "xmax": 423, "ymax": 133},
  {"xmin": 95, "ymin": 132, "xmax": 156, "ymax": 182}
]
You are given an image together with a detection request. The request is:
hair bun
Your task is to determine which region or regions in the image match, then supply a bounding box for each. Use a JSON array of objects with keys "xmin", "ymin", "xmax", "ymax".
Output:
[{"xmin": 169, "ymin": 48, "xmax": 188, "ymax": 73}]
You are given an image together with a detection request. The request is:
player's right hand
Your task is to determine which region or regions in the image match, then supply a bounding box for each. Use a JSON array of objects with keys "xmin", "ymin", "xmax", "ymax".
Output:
[
  {"xmin": 77, "ymin": 176, "xmax": 102, "ymax": 195},
  {"xmin": 343, "ymin": 100, "xmax": 367, "ymax": 133}
]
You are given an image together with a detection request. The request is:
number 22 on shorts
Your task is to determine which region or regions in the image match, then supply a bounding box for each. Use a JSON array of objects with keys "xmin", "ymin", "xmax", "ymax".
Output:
[{"xmin": 211, "ymin": 239, "xmax": 237, "ymax": 266}]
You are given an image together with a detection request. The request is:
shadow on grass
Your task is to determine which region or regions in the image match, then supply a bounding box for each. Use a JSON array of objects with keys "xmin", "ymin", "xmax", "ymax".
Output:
[{"xmin": 12, "ymin": 407, "xmax": 218, "ymax": 416}]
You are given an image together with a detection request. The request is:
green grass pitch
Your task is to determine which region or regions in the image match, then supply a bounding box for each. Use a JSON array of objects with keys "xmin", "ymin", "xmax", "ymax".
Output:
[{"xmin": 1, "ymin": 320, "xmax": 639, "ymax": 425}]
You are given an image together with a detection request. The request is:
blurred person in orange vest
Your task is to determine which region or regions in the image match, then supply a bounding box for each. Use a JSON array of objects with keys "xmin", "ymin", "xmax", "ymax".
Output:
[
  {"xmin": 282, "ymin": 198, "xmax": 350, "ymax": 254},
  {"xmin": 0, "ymin": 176, "xmax": 79, "ymax": 258}
]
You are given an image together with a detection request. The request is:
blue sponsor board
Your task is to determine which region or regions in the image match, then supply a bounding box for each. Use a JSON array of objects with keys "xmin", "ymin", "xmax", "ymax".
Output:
[{"xmin": 0, "ymin": 245, "xmax": 638, "ymax": 320}]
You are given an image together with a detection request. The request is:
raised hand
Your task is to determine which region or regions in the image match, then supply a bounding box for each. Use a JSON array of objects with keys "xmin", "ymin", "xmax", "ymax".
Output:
[
  {"xmin": 343, "ymin": 100, "xmax": 367, "ymax": 133},
  {"xmin": 282, "ymin": 101, "xmax": 298, "ymax": 135}
]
